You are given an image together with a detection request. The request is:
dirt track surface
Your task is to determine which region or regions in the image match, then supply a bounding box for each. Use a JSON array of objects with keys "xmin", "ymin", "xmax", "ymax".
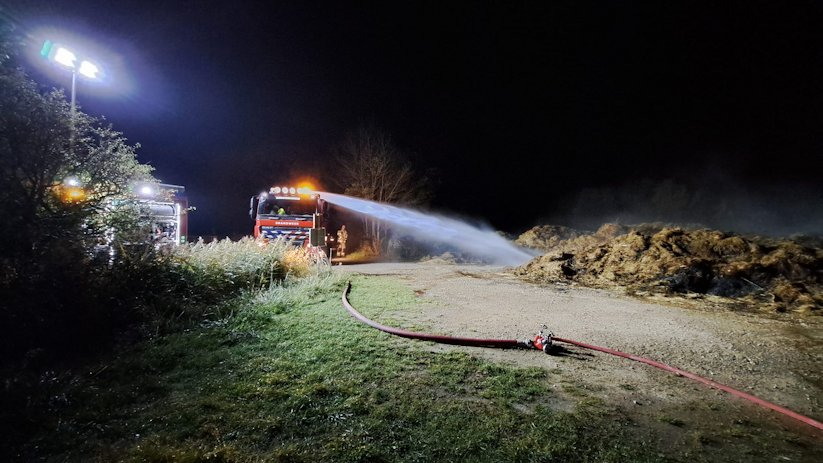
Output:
[{"xmin": 338, "ymin": 262, "xmax": 823, "ymax": 460}]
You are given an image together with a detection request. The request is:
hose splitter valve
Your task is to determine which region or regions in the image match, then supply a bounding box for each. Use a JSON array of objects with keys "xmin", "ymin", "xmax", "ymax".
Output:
[{"xmin": 527, "ymin": 324, "xmax": 553, "ymax": 353}]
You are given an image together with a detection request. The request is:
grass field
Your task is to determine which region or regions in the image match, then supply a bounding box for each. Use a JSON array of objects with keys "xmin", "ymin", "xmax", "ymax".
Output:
[{"xmin": 4, "ymin": 273, "xmax": 664, "ymax": 462}]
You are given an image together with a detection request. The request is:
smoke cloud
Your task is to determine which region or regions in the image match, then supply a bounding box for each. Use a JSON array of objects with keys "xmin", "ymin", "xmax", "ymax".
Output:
[{"xmin": 548, "ymin": 176, "xmax": 823, "ymax": 237}]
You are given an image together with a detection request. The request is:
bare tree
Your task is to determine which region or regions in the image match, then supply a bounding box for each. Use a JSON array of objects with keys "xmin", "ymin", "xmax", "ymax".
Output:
[{"xmin": 336, "ymin": 125, "xmax": 430, "ymax": 254}]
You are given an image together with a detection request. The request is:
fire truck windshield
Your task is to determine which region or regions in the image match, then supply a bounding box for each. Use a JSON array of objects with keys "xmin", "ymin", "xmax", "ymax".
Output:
[{"xmin": 257, "ymin": 197, "xmax": 316, "ymax": 217}]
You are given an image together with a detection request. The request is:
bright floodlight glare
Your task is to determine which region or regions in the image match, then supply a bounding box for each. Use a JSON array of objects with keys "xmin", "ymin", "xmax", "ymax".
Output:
[
  {"xmin": 65, "ymin": 177, "xmax": 80, "ymax": 186},
  {"xmin": 140, "ymin": 185, "xmax": 153, "ymax": 196},
  {"xmin": 54, "ymin": 47, "xmax": 76, "ymax": 68},
  {"xmin": 78, "ymin": 60, "xmax": 99, "ymax": 78},
  {"xmin": 289, "ymin": 187, "xmax": 296, "ymax": 194},
  {"xmin": 273, "ymin": 186, "xmax": 282, "ymax": 194}
]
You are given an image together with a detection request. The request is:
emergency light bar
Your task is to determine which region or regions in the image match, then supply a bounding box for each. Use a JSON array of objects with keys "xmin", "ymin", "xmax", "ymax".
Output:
[{"xmin": 267, "ymin": 185, "xmax": 314, "ymax": 197}]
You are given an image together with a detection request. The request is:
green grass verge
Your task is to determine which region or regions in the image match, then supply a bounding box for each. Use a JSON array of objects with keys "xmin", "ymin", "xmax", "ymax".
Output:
[{"xmin": 6, "ymin": 274, "xmax": 660, "ymax": 462}]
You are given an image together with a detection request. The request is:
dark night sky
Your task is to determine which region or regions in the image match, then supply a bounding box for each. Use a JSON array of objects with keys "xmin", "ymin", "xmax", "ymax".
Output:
[{"xmin": 5, "ymin": 1, "xmax": 823, "ymax": 236}]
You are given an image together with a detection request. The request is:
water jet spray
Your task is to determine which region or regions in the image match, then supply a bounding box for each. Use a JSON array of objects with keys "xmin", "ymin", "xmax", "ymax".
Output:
[{"xmin": 318, "ymin": 192, "xmax": 537, "ymax": 266}]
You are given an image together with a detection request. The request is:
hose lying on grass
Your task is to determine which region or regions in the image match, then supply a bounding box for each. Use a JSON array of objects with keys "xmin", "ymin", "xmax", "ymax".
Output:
[{"xmin": 342, "ymin": 281, "xmax": 823, "ymax": 433}]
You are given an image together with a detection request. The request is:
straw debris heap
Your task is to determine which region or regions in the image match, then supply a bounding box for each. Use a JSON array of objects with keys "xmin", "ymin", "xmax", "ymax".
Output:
[{"xmin": 515, "ymin": 224, "xmax": 823, "ymax": 314}]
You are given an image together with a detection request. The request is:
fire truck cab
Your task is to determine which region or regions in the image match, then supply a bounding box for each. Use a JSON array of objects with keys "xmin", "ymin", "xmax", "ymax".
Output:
[
  {"xmin": 136, "ymin": 183, "xmax": 189, "ymax": 246},
  {"xmin": 249, "ymin": 186, "xmax": 326, "ymax": 249}
]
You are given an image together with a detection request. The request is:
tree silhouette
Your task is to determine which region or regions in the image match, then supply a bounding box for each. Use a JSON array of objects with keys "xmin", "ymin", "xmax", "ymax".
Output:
[{"xmin": 335, "ymin": 124, "xmax": 430, "ymax": 254}]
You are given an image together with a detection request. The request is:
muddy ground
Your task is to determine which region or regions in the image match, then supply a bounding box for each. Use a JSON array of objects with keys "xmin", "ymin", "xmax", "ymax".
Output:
[{"xmin": 339, "ymin": 262, "xmax": 823, "ymax": 462}]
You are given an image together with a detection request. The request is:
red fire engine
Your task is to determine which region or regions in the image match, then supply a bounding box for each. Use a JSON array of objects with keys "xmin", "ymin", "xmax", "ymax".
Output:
[{"xmin": 249, "ymin": 185, "xmax": 326, "ymax": 249}]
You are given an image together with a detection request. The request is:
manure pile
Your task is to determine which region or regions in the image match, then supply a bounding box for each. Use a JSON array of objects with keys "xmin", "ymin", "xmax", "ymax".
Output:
[{"xmin": 515, "ymin": 224, "xmax": 823, "ymax": 314}]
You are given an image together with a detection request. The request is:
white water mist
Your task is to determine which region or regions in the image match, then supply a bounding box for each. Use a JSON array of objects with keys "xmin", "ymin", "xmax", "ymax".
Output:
[{"xmin": 319, "ymin": 192, "xmax": 537, "ymax": 266}]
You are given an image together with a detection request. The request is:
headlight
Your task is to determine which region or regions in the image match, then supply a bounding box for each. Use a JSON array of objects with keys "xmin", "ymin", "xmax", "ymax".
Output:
[
  {"xmin": 281, "ymin": 186, "xmax": 288, "ymax": 193},
  {"xmin": 273, "ymin": 186, "xmax": 281, "ymax": 194},
  {"xmin": 289, "ymin": 187, "xmax": 296, "ymax": 194}
]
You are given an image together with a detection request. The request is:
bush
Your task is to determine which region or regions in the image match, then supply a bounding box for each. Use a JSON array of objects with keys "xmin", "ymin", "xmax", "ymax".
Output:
[{"xmin": 0, "ymin": 237, "xmax": 329, "ymax": 367}]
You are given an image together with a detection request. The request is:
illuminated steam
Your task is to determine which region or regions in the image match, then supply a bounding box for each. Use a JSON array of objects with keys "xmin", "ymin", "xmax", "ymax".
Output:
[
  {"xmin": 554, "ymin": 177, "xmax": 823, "ymax": 236},
  {"xmin": 319, "ymin": 192, "xmax": 537, "ymax": 266}
]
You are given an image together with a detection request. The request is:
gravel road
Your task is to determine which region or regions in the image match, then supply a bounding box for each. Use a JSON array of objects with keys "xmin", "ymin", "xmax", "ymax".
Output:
[{"xmin": 337, "ymin": 262, "xmax": 823, "ymax": 458}]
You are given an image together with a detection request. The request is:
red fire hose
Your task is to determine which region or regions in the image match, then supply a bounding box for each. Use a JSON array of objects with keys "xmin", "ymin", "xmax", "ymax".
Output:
[{"xmin": 342, "ymin": 282, "xmax": 823, "ymax": 432}]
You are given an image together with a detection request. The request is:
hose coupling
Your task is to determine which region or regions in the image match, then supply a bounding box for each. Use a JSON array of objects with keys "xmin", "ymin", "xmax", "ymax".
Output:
[{"xmin": 531, "ymin": 324, "xmax": 553, "ymax": 353}]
